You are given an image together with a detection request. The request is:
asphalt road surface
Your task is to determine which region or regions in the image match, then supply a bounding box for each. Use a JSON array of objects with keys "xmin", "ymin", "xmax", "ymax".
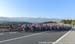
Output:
[{"xmin": 0, "ymin": 31, "xmax": 68, "ymax": 44}]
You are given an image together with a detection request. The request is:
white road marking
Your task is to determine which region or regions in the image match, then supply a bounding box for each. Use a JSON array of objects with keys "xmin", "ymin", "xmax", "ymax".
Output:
[
  {"xmin": 52, "ymin": 30, "xmax": 71, "ymax": 44},
  {"xmin": 38, "ymin": 41, "xmax": 52, "ymax": 44},
  {"xmin": 0, "ymin": 32, "xmax": 45, "ymax": 43},
  {"xmin": 0, "ymin": 33, "xmax": 4, "ymax": 35}
]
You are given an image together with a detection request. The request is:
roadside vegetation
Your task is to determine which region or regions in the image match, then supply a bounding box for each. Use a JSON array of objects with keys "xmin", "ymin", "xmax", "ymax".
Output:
[{"xmin": 61, "ymin": 20, "xmax": 75, "ymax": 26}]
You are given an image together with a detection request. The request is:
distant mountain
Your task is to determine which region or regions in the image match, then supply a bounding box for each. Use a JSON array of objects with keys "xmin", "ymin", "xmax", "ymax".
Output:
[{"xmin": 0, "ymin": 17, "xmax": 61, "ymax": 23}]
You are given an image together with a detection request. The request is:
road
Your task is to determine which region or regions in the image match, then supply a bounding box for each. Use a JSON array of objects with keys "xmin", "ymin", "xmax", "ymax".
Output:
[
  {"xmin": 0, "ymin": 31, "xmax": 68, "ymax": 44},
  {"xmin": 54, "ymin": 27, "xmax": 75, "ymax": 44}
]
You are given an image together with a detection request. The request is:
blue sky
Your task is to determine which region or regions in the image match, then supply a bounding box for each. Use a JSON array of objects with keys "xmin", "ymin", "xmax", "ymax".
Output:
[{"xmin": 0, "ymin": 0, "xmax": 75, "ymax": 19}]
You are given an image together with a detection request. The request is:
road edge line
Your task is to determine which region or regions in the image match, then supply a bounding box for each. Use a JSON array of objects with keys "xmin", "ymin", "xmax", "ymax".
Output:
[{"xmin": 52, "ymin": 30, "xmax": 71, "ymax": 44}]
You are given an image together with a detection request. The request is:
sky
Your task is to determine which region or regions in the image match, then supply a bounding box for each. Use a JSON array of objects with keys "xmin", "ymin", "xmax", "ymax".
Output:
[{"xmin": 0, "ymin": 0, "xmax": 75, "ymax": 19}]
